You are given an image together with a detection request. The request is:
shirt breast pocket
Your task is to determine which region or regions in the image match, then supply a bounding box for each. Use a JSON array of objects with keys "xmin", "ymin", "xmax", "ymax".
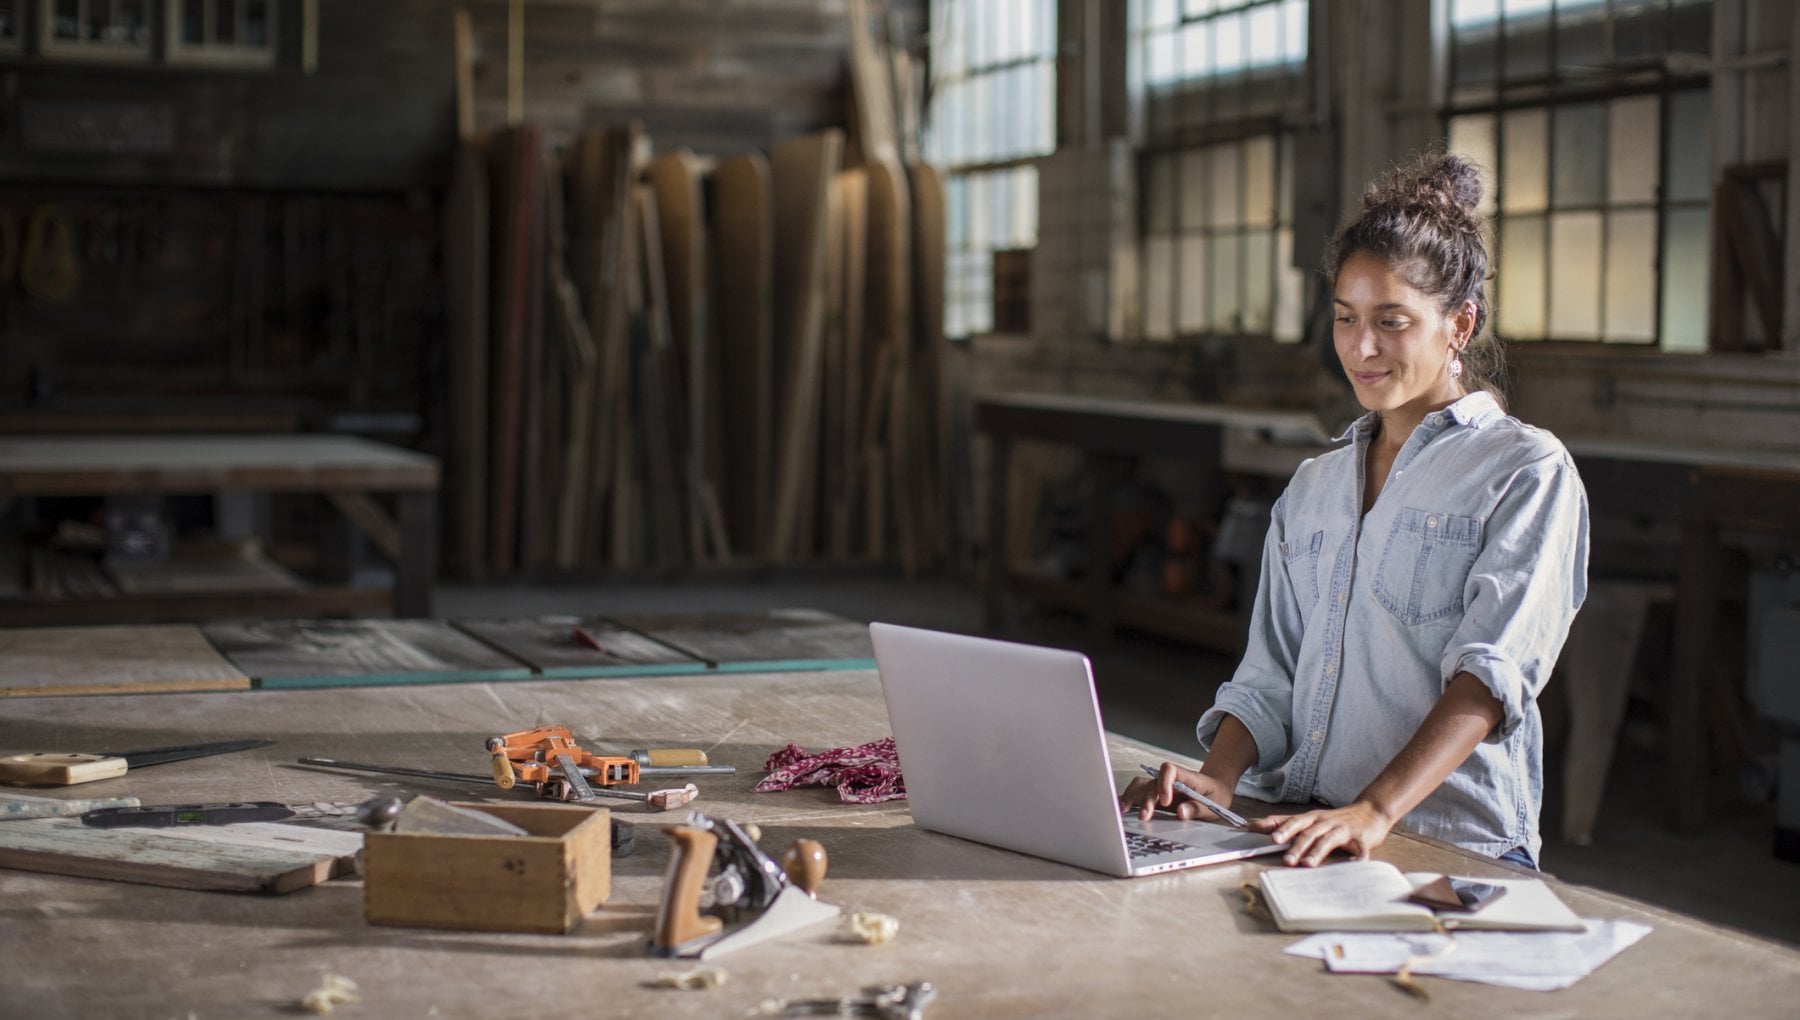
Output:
[
  {"xmin": 1373, "ymin": 507, "xmax": 1481, "ymax": 626},
  {"xmin": 1280, "ymin": 529, "xmax": 1324, "ymax": 609}
]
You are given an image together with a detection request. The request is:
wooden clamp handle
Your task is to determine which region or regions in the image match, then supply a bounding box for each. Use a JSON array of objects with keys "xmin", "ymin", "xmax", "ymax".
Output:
[
  {"xmin": 0, "ymin": 753, "xmax": 128, "ymax": 786},
  {"xmin": 650, "ymin": 825, "xmax": 724, "ymax": 955},
  {"xmin": 490, "ymin": 750, "xmax": 515, "ymax": 790},
  {"xmin": 639, "ymin": 748, "xmax": 709, "ymax": 767}
]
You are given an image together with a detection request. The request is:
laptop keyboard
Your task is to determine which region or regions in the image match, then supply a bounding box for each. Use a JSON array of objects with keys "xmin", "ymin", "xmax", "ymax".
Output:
[{"xmin": 1125, "ymin": 831, "xmax": 1185, "ymax": 859}]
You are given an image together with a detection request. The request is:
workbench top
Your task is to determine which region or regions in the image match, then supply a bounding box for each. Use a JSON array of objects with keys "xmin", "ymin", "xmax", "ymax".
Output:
[{"xmin": 2, "ymin": 669, "xmax": 1795, "ymax": 1018}]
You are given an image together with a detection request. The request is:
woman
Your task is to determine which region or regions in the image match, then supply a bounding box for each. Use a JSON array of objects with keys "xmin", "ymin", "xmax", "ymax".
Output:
[{"xmin": 1121, "ymin": 152, "xmax": 1588, "ymax": 870}]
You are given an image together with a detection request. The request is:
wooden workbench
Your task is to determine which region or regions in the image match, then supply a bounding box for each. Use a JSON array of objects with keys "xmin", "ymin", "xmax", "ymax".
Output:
[
  {"xmin": 0, "ymin": 433, "xmax": 439, "ymax": 622},
  {"xmin": 1, "ymin": 669, "xmax": 1795, "ymax": 1018}
]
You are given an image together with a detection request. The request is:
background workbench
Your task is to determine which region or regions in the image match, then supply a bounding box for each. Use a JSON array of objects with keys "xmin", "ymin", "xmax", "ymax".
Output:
[
  {"xmin": 0, "ymin": 433, "xmax": 440, "ymax": 623},
  {"xmin": 1, "ymin": 669, "xmax": 1794, "ymax": 1019}
]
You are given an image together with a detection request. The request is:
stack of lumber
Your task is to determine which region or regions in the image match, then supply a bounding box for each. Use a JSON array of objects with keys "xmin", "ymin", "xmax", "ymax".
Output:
[{"xmin": 443, "ymin": 1, "xmax": 945, "ymax": 577}]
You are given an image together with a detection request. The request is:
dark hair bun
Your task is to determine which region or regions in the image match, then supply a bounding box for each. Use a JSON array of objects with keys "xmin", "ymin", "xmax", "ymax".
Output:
[{"xmin": 1362, "ymin": 152, "xmax": 1485, "ymax": 239}]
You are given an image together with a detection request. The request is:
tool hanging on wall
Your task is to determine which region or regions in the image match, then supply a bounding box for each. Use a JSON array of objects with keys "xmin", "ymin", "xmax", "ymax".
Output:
[
  {"xmin": 485, "ymin": 724, "xmax": 729, "ymax": 803},
  {"xmin": 649, "ymin": 811, "xmax": 839, "ymax": 959}
]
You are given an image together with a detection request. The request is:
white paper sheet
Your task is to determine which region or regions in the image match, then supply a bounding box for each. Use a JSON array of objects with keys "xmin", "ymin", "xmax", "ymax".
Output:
[{"xmin": 1282, "ymin": 920, "xmax": 1654, "ymax": 991}]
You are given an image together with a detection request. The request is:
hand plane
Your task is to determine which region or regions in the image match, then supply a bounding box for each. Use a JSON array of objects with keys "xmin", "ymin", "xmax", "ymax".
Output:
[{"xmin": 649, "ymin": 811, "xmax": 839, "ymax": 959}]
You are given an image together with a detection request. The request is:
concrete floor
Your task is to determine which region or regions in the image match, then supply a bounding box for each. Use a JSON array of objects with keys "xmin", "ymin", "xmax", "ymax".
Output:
[{"xmin": 439, "ymin": 568, "xmax": 1800, "ymax": 949}]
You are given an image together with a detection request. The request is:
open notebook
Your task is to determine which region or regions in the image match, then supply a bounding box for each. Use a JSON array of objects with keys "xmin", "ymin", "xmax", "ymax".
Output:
[{"xmin": 1259, "ymin": 860, "xmax": 1586, "ymax": 933}]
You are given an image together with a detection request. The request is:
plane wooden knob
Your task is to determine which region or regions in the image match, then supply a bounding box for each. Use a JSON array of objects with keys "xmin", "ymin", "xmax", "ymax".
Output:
[{"xmin": 781, "ymin": 838, "xmax": 828, "ymax": 896}]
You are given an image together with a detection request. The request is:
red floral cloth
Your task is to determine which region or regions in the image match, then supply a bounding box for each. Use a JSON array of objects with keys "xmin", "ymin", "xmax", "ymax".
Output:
[{"xmin": 754, "ymin": 736, "xmax": 906, "ymax": 804}]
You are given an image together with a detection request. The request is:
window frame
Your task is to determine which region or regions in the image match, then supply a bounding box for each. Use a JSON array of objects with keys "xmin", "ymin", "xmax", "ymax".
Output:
[
  {"xmin": 37, "ymin": 0, "xmax": 153, "ymax": 61},
  {"xmin": 164, "ymin": 0, "xmax": 279, "ymax": 69}
]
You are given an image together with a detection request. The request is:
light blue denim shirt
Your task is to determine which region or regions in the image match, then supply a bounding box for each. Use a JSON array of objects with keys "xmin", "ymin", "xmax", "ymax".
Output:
[{"xmin": 1197, "ymin": 391, "xmax": 1589, "ymax": 860}]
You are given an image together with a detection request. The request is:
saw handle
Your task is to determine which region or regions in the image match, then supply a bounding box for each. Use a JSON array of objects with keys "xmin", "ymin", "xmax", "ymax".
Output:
[
  {"xmin": 632, "ymin": 748, "xmax": 709, "ymax": 767},
  {"xmin": 0, "ymin": 752, "xmax": 129, "ymax": 786},
  {"xmin": 650, "ymin": 824, "xmax": 725, "ymax": 956}
]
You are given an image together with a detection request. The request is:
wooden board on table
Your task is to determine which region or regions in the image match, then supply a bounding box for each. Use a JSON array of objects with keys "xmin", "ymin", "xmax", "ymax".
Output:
[
  {"xmin": 485, "ymin": 124, "xmax": 547, "ymax": 576},
  {"xmin": 633, "ymin": 183, "xmax": 690, "ymax": 567},
  {"xmin": 203, "ymin": 619, "xmax": 532, "ymax": 689},
  {"xmin": 544, "ymin": 154, "xmax": 600, "ymax": 571},
  {"xmin": 767, "ymin": 130, "xmax": 844, "ymax": 561},
  {"xmin": 648, "ymin": 150, "xmax": 727, "ymax": 562},
  {"xmin": 863, "ymin": 155, "xmax": 913, "ymax": 568},
  {"xmin": 834, "ymin": 167, "xmax": 869, "ymax": 557},
  {"xmin": 614, "ymin": 609, "xmax": 875, "ymax": 672},
  {"xmin": 909, "ymin": 160, "xmax": 948, "ymax": 564},
  {"xmin": 0, "ymin": 817, "xmax": 363, "ymax": 894},
  {"xmin": 445, "ymin": 139, "xmax": 490, "ymax": 580},
  {"xmin": 845, "ymin": 0, "xmax": 898, "ymax": 166},
  {"xmin": 452, "ymin": 616, "xmax": 707, "ymax": 678},
  {"xmin": 0, "ymin": 625, "xmax": 249, "ymax": 698},
  {"xmin": 710, "ymin": 152, "xmax": 774, "ymax": 557}
]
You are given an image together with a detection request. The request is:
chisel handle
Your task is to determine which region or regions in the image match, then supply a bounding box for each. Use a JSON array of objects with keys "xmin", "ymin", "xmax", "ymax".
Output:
[
  {"xmin": 0, "ymin": 752, "xmax": 129, "ymax": 786},
  {"xmin": 632, "ymin": 748, "xmax": 709, "ymax": 767}
]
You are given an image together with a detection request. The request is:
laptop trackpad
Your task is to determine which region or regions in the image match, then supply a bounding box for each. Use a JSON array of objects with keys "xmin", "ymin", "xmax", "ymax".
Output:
[{"xmin": 1124, "ymin": 815, "xmax": 1282, "ymax": 853}]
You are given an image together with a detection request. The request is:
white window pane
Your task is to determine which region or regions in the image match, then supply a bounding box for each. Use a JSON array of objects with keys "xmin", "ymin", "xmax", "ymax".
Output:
[
  {"xmin": 1145, "ymin": 154, "xmax": 1177, "ymax": 233},
  {"xmin": 1145, "ymin": 27, "xmax": 1177, "ymax": 84},
  {"xmin": 1247, "ymin": 3, "xmax": 1281, "ymax": 67},
  {"xmin": 1274, "ymin": 228, "xmax": 1305, "ymax": 343},
  {"xmin": 1144, "ymin": 236, "xmax": 1176, "ymax": 341},
  {"xmin": 1666, "ymin": 90, "xmax": 1710, "ymax": 203},
  {"xmin": 1181, "ymin": 149, "xmax": 1208, "ymax": 230},
  {"xmin": 1283, "ymin": 0, "xmax": 1307, "ymax": 64},
  {"xmin": 1214, "ymin": 10, "xmax": 1245, "ymax": 75},
  {"xmin": 1547, "ymin": 211, "xmax": 1602, "ymax": 339},
  {"xmin": 1551, "ymin": 103, "xmax": 1604, "ymax": 207},
  {"xmin": 1210, "ymin": 233, "xmax": 1241, "ymax": 332},
  {"xmin": 1145, "ymin": 0, "xmax": 1179, "ymax": 31},
  {"xmin": 947, "ymin": 175, "xmax": 968, "ymax": 247},
  {"xmin": 1660, "ymin": 207, "xmax": 1709, "ymax": 352},
  {"xmin": 1207, "ymin": 142, "xmax": 1242, "ymax": 228},
  {"xmin": 1178, "ymin": 235, "xmax": 1208, "ymax": 333},
  {"xmin": 1498, "ymin": 215, "xmax": 1546, "ymax": 339},
  {"xmin": 1013, "ymin": 166, "xmax": 1039, "ymax": 247},
  {"xmin": 1183, "ymin": 0, "xmax": 1217, "ymax": 17},
  {"xmin": 1604, "ymin": 210, "xmax": 1657, "ymax": 342},
  {"xmin": 1501, "ymin": 108, "xmax": 1549, "ymax": 214},
  {"xmin": 1179, "ymin": 20, "xmax": 1213, "ymax": 79},
  {"xmin": 1608, "ymin": 95, "xmax": 1660, "ymax": 205},
  {"xmin": 1243, "ymin": 135, "xmax": 1276, "ymax": 228},
  {"xmin": 1453, "ymin": 0, "xmax": 1501, "ymax": 26},
  {"xmin": 1448, "ymin": 113, "xmax": 1498, "ymax": 218},
  {"xmin": 1242, "ymin": 229, "xmax": 1274, "ymax": 333}
]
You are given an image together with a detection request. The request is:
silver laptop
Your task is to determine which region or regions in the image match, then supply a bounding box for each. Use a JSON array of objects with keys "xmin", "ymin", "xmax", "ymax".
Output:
[{"xmin": 870, "ymin": 622, "xmax": 1287, "ymax": 877}]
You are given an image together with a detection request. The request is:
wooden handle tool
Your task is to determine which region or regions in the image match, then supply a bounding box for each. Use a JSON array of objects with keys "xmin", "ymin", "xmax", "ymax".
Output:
[
  {"xmin": 0, "ymin": 752, "xmax": 127, "ymax": 786},
  {"xmin": 651, "ymin": 824, "xmax": 725, "ymax": 955},
  {"xmin": 631, "ymin": 748, "xmax": 709, "ymax": 767}
]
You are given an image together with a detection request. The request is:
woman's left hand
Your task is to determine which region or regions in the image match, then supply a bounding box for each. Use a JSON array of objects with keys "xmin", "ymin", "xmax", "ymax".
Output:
[{"xmin": 1251, "ymin": 801, "xmax": 1393, "ymax": 867}]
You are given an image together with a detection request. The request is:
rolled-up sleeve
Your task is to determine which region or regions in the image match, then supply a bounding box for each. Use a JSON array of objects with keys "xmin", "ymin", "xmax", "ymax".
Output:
[
  {"xmin": 1442, "ymin": 451, "xmax": 1590, "ymax": 741},
  {"xmin": 1198, "ymin": 494, "xmax": 1302, "ymax": 772}
]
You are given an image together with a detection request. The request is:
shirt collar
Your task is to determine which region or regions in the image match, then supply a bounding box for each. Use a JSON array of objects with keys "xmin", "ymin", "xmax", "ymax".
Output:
[{"xmin": 1331, "ymin": 390, "xmax": 1501, "ymax": 443}]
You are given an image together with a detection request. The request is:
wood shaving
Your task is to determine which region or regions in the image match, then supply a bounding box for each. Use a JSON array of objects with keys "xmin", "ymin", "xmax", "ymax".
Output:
[
  {"xmin": 647, "ymin": 966, "xmax": 729, "ymax": 990},
  {"xmin": 300, "ymin": 974, "xmax": 359, "ymax": 1014},
  {"xmin": 848, "ymin": 911, "xmax": 900, "ymax": 944}
]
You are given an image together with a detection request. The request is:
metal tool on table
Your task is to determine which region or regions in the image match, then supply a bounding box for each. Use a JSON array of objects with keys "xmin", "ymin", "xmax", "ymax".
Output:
[
  {"xmin": 80, "ymin": 796, "xmax": 403, "ymax": 829},
  {"xmin": 484, "ymin": 725, "xmax": 729, "ymax": 804},
  {"xmin": 650, "ymin": 811, "xmax": 840, "ymax": 960},
  {"xmin": 775, "ymin": 982, "xmax": 938, "ymax": 1019},
  {"xmin": 0, "ymin": 739, "xmax": 272, "ymax": 787},
  {"xmin": 297, "ymin": 756, "xmax": 704, "ymax": 811}
]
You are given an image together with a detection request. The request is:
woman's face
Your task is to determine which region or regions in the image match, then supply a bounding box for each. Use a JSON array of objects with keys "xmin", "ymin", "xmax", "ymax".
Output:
[{"xmin": 1331, "ymin": 252, "xmax": 1474, "ymax": 420}]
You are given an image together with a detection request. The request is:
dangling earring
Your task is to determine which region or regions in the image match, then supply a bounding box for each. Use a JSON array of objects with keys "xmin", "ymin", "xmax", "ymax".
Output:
[{"xmin": 1448, "ymin": 351, "xmax": 1464, "ymax": 380}]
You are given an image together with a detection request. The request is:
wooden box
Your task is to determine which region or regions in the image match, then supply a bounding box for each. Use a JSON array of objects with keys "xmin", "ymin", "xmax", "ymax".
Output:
[{"xmin": 363, "ymin": 802, "xmax": 610, "ymax": 933}]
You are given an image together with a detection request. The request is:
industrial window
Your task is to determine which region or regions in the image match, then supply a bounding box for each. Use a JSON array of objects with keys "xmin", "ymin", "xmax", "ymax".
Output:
[
  {"xmin": 1140, "ymin": 135, "xmax": 1306, "ymax": 342},
  {"xmin": 924, "ymin": 0, "xmax": 1057, "ymax": 339},
  {"xmin": 37, "ymin": 0, "xmax": 152, "ymax": 59},
  {"xmin": 0, "ymin": 1, "xmax": 21, "ymax": 52},
  {"xmin": 166, "ymin": 0, "xmax": 277, "ymax": 68},
  {"xmin": 1132, "ymin": 0, "xmax": 1310, "ymax": 344},
  {"xmin": 1443, "ymin": 0, "xmax": 1714, "ymax": 352}
]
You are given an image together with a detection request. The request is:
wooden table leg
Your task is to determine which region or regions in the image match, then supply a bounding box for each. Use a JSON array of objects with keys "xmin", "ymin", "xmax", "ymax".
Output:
[
  {"xmin": 396, "ymin": 490, "xmax": 438, "ymax": 618},
  {"xmin": 1668, "ymin": 516, "xmax": 1720, "ymax": 832},
  {"xmin": 983, "ymin": 437, "xmax": 1011, "ymax": 634}
]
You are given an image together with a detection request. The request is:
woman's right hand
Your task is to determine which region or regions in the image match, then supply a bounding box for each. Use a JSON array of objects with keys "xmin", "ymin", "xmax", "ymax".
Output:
[{"xmin": 1119, "ymin": 761, "xmax": 1236, "ymax": 824}]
